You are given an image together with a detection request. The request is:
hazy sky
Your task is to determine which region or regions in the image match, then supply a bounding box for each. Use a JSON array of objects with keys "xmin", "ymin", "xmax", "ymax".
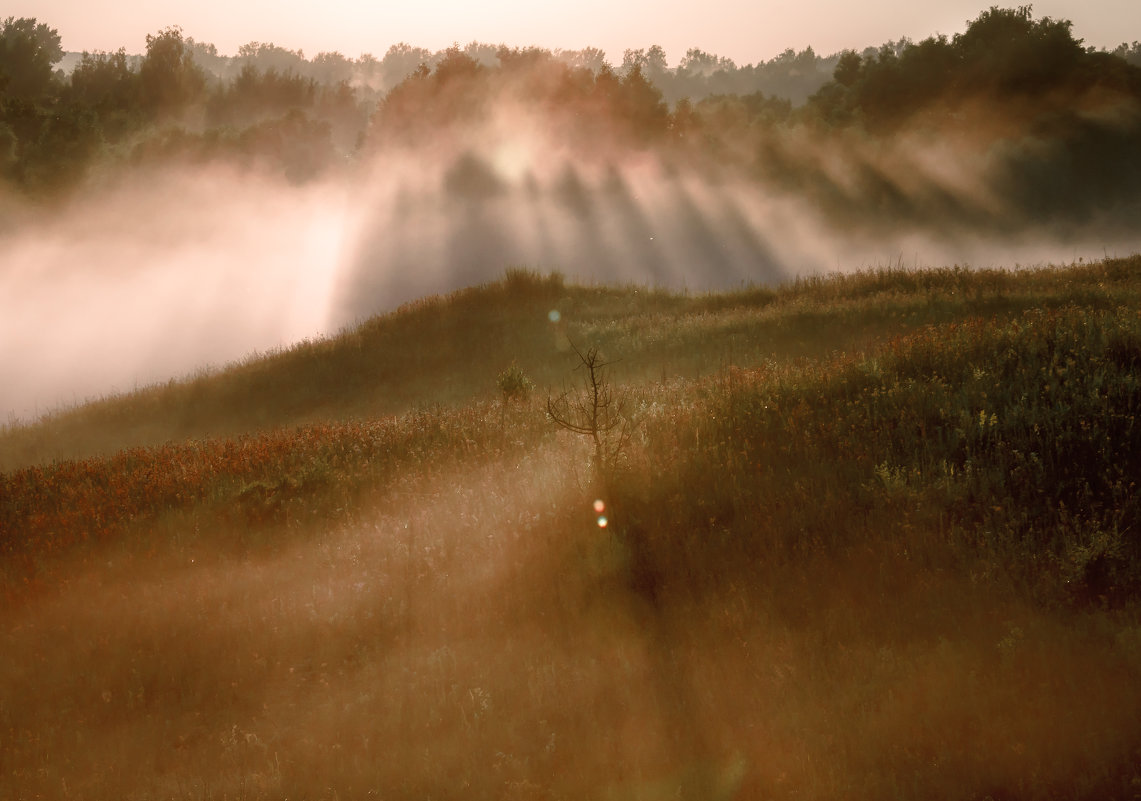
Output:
[{"xmin": 12, "ymin": 1, "xmax": 1141, "ymax": 65}]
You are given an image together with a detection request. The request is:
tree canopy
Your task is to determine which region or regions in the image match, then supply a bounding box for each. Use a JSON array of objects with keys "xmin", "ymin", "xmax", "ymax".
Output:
[
  {"xmin": 0, "ymin": 6, "xmax": 1139, "ymax": 233},
  {"xmin": 0, "ymin": 16, "xmax": 63, "ymax": 102}
]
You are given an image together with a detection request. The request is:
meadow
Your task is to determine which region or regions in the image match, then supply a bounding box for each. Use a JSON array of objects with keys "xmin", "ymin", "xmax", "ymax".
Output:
[{"xmin": 2, "ymin": 259, "xmax": 1141, "ymax": 800}]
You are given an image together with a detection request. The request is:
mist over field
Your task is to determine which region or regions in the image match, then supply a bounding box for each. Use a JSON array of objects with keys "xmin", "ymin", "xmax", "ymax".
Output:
[
  {"xmin": 0, "ymin": 172, "xmax": 349, "ymax": 420},
  {"xmin": 2, "ymin": 10, "xmax": 1141, "ymax": 418},
  {"xmin": 6, "ymin": 10, "xmax": 1141, "ymax": 801},
  {"xmin": 0, "ymin": 9, "xmax": 1139, "ymax": 419},
  {"xmin": 3, "ymin": 158, "xmax": 1136, "ymax": 421},
  {"xmin": 4, "ymin": 146, "xmax": 1140, "ymax": 420}
]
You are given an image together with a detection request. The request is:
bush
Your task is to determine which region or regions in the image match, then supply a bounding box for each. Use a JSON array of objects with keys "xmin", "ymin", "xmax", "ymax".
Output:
[{"xmin": 497, "ymin": 361, "xmax": 534, "ymax": 403}]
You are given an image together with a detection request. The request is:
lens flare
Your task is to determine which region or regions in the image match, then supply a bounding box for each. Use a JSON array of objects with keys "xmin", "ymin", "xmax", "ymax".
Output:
[{"xmin": 593, "ymin": 499, "xmax": 605, "ymax": 513}]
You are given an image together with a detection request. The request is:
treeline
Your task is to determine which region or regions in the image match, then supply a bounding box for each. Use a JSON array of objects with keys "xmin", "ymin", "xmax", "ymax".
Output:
[
  {"xmin": 57, "ymin": 39, "xmax": 837, "ymax": 106},
  {"xmin": 0, "ymin": 22, "xmax": 368, "ymax": 190},
  {"xmin": 809, "ymin": 9, "xmax": 1141, "ymax": 130},
  {"xmin": 364, "ymin": 6, "xmax": 1141, "ymax": 231},
  {"xmin": 799, "ymin": 8, "xmax": 1141, "ymax": 229},
  {"xmin": 3, "ymin": 7, "xmax": 1141, "ymax": 228},
  {"xmin": 1, "ymin": 16, "xmax": 839, "ymax": 195}
]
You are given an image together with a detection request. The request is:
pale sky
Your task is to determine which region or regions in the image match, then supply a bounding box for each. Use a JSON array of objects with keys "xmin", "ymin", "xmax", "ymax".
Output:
[{"xmin": 10, "ymin": 0, "xmax": 1141, "ymax": 66}]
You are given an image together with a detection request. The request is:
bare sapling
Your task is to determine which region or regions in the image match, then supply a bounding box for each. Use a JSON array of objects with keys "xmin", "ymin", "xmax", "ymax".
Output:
[{"xmin": 546, "ymin": 341, "xmax": 633, "ymax": 479}]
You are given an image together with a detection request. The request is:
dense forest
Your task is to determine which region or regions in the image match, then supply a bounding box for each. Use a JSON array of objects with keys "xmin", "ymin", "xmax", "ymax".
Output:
[{"xmin": 3, "ymin": 7, "xmax": 1141, "ymax": 231}]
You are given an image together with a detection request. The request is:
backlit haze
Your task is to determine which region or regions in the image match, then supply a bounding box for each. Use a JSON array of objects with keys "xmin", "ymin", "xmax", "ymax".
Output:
[
  {"xmin": 2, "ymin": 3, "xmax": 1140, "ymax": 421},
  {"xmin": 9, "ymin": 0, "xmax": 1140, "ymax": 66}
]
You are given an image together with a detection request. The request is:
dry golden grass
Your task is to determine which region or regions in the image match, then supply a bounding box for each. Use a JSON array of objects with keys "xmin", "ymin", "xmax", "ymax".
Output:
[{"xmin": 3, "ymin": 259, "xmax": 1141, "ymax": 799}]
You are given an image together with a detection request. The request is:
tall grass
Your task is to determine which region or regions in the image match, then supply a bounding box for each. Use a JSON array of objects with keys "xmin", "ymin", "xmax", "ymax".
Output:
[
  {"xmin": 2, "ymin": 257, "xmax": 1141, "ymax": 800},
  {"xmin": 606, "ymin": 303, "xmax": 1141, "ymax": 604},
  {"xmin": 5, "ymin": 259, "xmax": 1140, "ymax": 471}
]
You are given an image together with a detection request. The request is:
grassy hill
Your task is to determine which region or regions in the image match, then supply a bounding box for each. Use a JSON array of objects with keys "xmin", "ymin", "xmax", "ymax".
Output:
[{"xmin": 2, "ymin": 259, "xmax": 1141, "ymax": 800}]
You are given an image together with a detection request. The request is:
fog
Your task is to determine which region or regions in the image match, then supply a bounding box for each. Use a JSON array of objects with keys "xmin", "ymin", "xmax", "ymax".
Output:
[
  {"xmin": 0, "ymin": 170, "xmax": 348, "ymax": 421},
  {"xmin": 4, "ymin": 10, "xmax": 1141, "ymax": 422},
  {"xmin": 3, "ymin": 137, "xmax": 1139, "ymax": 422},
  {"xmin": 6, "ymin": 16, "xmax": 1141, "ymax": 800},
  {"xmin": 7, "ymin": 419, "xmax": 1140, "ymax": 799}
]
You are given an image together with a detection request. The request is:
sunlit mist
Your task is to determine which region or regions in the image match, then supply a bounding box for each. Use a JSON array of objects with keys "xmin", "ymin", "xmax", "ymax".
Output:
[
  {"xmin": 4, "ymin": 143, "xmax": 1138, "ymax": 420},
  {"xmin": 3, "ymin": 8, "xmax": 1141, "ymax": 801},
  {"xmin": 0, "ymin": 170, "xmax": 348, "ymax": 420},
  {"xmin": 3, "ymin": 8, "xmax": 1141, "ymax": 419}
]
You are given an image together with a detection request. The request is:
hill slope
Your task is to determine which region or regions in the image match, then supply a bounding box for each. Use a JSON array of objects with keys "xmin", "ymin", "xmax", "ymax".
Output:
[
  {"xmin": 2, "ymin": 258, "xmax": 1141, "ymax": 801},
  {"xmin": 4, "ymin": 260, "xmax": 1140, "ymax": 469}
]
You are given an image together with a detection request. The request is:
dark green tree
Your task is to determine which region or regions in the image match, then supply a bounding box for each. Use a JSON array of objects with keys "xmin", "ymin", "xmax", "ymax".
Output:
[
  {"xmin": 618, "ymin": 64, "xmax": 669, "ymax": 143},
  {"xmin": 0, "ymin": 17, "xmax": 62, "ymax": 103},
  {"xmin": 833, "ymin": 50, "xmax": 862, "ymax": 87},
  {"xmin": 139, "ymin": 26, "xmax": 207, "ymax": 117},
  {"xmin": 207, "ymin": 63, "xmax": 316, "ymax": 127},
  {"xmin": 68, "ymin": 49, "xmax": 140, "ymax": 137},
  {"xmin": 23, "ymin": 105, "xmax": 102, "ymax": 189},
  {"xmin": 952, "ymin": 5, "xmax": 1084, "ymax": 94}
]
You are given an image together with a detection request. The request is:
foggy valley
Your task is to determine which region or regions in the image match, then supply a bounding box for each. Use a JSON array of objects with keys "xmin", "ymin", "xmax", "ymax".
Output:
[
  {"xmin": 4, "ymin": 7, "xmax": 1141, "ymax": 801},
  {"xmin": 2, "ymin": 9, "xmax": 1141, "ymax": 418},
  {"xmin": 3, "ymin": 147, "xmax": 1138, "ymax": 420}
]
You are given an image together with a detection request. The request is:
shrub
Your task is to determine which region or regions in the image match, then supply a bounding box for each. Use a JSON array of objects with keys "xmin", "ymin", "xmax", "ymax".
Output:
[{"xmin": 497, "ymin": 361, "xmax": 535, "ymax": 403}]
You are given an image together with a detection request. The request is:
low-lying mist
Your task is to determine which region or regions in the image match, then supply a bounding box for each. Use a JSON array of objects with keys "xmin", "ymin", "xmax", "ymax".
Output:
[
  {"xmin": 337, "ymin": 131, "xmax": 1141, "ymax": 321},
  {"xmin": 6, "ymin": 13, "xmax": 1141, "ymax": 797},
  {"xmin": 5, "ymin": 8, "xmax": 1141, "ymax": 422},
  {"xmin": 1, "ymin": 170, "xmax": 347, "ymax": 421},
  {"xmin": 4, "ymin": 140, "xmax": 1137, "ymax": 423}
]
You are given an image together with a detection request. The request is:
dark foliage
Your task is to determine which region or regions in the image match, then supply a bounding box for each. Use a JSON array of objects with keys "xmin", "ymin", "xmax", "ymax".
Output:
[{"xmin": 0, "ymin": 6, "xmax": 1139, "ymax": 230}]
